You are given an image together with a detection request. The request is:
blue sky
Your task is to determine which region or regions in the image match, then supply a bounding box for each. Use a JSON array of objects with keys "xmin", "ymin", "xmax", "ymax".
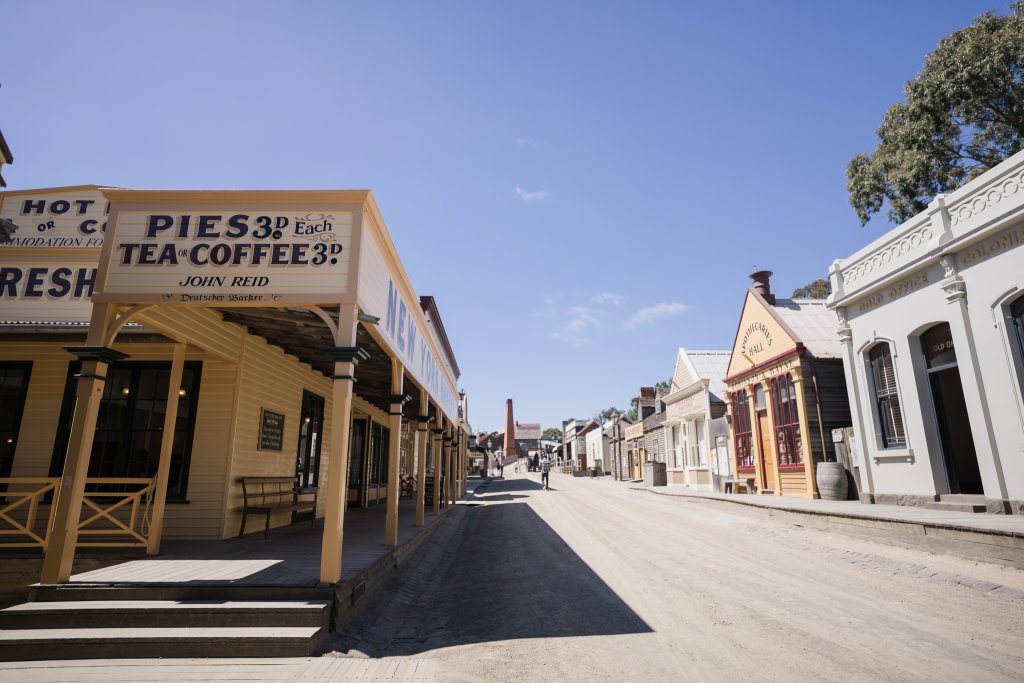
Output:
[{"xmin": 2, "ymin": 1, "xmax": 1007, "ymax": 432}]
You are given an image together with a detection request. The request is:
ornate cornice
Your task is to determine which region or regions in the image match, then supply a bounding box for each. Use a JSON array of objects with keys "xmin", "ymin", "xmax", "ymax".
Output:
[
  {"xmin": 948, "ymin": 164, "xmax": 1024, "ymax": 228},
  {"xmin": 843, "ymin": 222, "xmax": 934, "ymax": 286}
]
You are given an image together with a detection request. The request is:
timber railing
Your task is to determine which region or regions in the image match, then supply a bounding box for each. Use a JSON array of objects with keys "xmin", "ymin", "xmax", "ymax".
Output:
[{"xmin": 0, "ymin": 477, "xmax": 155, "ymax": 550}]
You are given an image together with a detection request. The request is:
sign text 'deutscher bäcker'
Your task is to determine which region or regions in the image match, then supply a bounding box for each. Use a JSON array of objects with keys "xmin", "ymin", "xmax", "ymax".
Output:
[{"xmin": 97, "ymin": 210, "xmax": 353, "ymax": 304}]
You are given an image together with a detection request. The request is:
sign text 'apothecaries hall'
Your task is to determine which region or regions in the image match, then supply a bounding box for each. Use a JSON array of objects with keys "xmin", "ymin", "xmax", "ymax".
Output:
[{"xmin": 99, "ymin": 210, "xmax": 354, "ymax": 303}]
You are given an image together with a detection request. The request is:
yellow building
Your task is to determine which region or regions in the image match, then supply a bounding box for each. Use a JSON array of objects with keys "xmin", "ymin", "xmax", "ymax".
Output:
[
  {"xmin": 723, "ymin": 270, "xmax": 851, "ymax": 498},
  {"xmin": 623, "ymin": 421, "xmax": 645, "ymax": 480},
  {"xmin": 0, "ymin": 185, "xmax": 468, "ymax": 584}
]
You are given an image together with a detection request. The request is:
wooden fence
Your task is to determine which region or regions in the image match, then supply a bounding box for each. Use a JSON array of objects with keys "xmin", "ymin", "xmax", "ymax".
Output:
[{"xmin": 0, "ymin": 477, "xmax": 155, "ymax": 550}]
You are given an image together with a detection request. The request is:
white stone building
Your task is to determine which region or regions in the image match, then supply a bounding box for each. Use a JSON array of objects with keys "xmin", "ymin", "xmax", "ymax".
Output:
[{"xmin": 828, "ymin": 149, "xmax": 1024, "ymax": 514}]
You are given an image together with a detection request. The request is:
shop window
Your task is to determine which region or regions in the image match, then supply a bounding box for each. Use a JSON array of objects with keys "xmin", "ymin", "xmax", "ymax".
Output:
[
  {"xmin": 770, "ymin": 373, "xmax": 802, "ymax": 466},
  {"xmin": 731, "ymin": 390, "xmax": 754, "ymax": 469},
  {"xmin": 867, "ymin": 343, "xmax": 906, "ymax": 448},
  {"xmin": 672, "ymin": 425, "xmax": 683, "ymax": 468},
  {"xmin": 50, "ymin": 361, "xmax": 202, "ymax": 500},
  {"xmin": 0, "ymin": 362, "xmax": 33, "ymax": 481},
  {"xmin": 695, "ymin": 418, "xmax": 708, "ymax": 466},
  {"xmin": 753, "ymin": 384, "xmax": 766, "ymax": 411}
]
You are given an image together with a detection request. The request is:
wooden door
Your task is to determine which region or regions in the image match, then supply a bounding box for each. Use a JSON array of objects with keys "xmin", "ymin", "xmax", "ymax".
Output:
[{"xmin": 757, "ymin": 412, "xmax": 776, "ymax": 492}]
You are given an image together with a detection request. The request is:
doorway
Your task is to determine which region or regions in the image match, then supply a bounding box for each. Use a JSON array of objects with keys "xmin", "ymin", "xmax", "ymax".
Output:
[
  {"xmin": 922, "ymin": 323, "xmax": 982, "ymax": 495},
  {"xmin": 295, "ymin": 391, "xmax": 325, "ymax": 488},
  {"xmin": 757, "ymin": 413, "xmax": 776, "ymax": 492},
  {"xmin": 294, "ymin": 390, "xmax": 324, "ymax": 521},
  {"xmin": 348, "ymin": 418, "xmax": 368, "ymax": 507}
]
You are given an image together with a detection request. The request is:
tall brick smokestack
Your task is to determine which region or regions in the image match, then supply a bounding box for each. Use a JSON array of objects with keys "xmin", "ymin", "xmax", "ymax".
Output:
[{"xmin": 504, "ymin": 399, "xmax": 516, "ymax": 459}]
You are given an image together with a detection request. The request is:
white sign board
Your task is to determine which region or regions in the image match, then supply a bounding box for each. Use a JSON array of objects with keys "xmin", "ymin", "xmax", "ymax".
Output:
[
  {"xmin": 666, "ymin": 391, "xmax": 704, "ymax": 421},
  {"xmin": 0, "ymin": 263, "xmax": 97, "ymax": 322},
  {"xmin": 0, "ymin": 188, "xmax": 108, "ymax": 248},
  {"xmin": 358, "ymin": 234, "xmax": 458, "ymax": 419},
  {"xmin": 98, "ymin": 210, "xmax": 353, "ymax": 304}
]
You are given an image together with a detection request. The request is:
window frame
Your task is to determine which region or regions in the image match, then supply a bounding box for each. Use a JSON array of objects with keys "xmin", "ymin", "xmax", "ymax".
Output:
[
  {"xmin": 731, "ymin": 390, "xmax": 754, "ymax": 470},
  {"xmin": 0, "ymin": 361, "xmax": 33, "ymax": 481},
  {"xmin": 49, "ymin": 360, "xmax": 202, "ymax": 501},
  {"xmin": 1009, "ymin": 294, "xmax": 1024, "ymax": 404},
  {"xmin": 867, "ymin": 342, "xmax": 907, "ymax": 449},
  {"xmin": 769, "ymin": 372, "xmax": 803, "ymax": 467}
]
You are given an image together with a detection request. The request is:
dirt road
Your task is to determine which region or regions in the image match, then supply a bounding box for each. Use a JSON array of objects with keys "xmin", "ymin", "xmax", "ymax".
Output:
[{"xmin": 325, "ymin": 471, "xmax": 1024, "ymax": 682}]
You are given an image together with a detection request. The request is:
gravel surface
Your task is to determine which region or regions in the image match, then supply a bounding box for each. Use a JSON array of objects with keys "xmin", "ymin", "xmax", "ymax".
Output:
[{"xmin": 321, "ymin": 472, "xmax": 1024, "ymax": 682}]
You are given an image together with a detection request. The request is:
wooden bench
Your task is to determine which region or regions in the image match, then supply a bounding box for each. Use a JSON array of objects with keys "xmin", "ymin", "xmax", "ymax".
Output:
[
  {"xmin": 723, "ymin": 477, "xmax": 756, "ymax": 494},
  {"xmin": 238, "ymin": 476, "xmax": 317, "ymax": 538}
]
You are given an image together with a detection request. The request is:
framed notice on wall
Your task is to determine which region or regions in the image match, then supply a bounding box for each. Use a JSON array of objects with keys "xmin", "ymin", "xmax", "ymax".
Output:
[{"xmin": 259, "ymin": 409, "xmax": 285, "ymax": 451}]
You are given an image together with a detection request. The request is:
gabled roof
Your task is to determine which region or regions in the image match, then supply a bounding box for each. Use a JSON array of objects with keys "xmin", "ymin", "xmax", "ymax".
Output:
[
  {"xmin": 642, "ymin": 410, "xmax": 666, "ymax": 430},
  {"xmin": 770, "ymin": 298, "xmax": 841, "ymax": 359},
  {"xmin": 576, "ymin": 421, "xmax": 600, "ymax": 439},
  {"xmin": 726, "ymin": 288, "xmax": 841, "ymax": 382},
  {"xmin": 668, "ymin": 348, "xmax": 731, "ymax": 402}
]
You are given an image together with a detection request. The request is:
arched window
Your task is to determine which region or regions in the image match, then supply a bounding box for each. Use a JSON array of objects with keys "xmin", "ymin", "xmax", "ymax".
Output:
[
  {"xmin": 731, "ymin": 390, "xmax": 754, "ymax": 469},
  {"xmin": 1011, "ymin": 295, "xmax": 1024, "ymax": 391},
  {"xmin": 770, "ymin": 373, "xmax": 802, "ymax": 466},
  {"xmin": 867, "ymin": 343, "xmax": 906, "ymax": 448}
]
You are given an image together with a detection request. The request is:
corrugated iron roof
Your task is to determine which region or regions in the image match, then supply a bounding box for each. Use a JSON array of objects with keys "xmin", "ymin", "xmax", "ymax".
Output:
[
  {"xmin": 684, "ymin": 350, "xmax": 731, "ymax": 401},
  {"xmin": 771, "ymin": 298, "xmax": 842, "ymax": 359}
]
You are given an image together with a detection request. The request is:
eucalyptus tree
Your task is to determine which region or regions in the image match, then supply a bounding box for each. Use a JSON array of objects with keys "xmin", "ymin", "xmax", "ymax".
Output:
[{"xmin": 847, "ymin": 1, "xmax": 1024, "ymax": 225}]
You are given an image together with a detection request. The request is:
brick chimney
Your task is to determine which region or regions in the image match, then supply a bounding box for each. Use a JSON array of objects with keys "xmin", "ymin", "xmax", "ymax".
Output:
[
  {"xmin": 504, "ymin": 399, "xmax": 516, "ymax": 458},
  {"xmin": 750, "ymin": 267, "xmax": 776, "ymax": 305}
]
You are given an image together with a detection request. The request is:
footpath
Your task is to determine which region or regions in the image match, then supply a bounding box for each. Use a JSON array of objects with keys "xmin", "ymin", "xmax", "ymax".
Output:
[{"xmin": 628, "ymin": 482, "xmax": 1024, "ymax": 570}]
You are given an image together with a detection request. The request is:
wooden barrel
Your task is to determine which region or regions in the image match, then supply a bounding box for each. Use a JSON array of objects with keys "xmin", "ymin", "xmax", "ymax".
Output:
[{"xmin": 816, "ymin": 461, "xmax": 848, "ymax": 500}]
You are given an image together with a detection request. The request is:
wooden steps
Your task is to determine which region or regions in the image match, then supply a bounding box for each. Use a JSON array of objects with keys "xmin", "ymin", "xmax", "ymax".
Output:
[
  {"xmin": 0, "ymin": 626, "xmax": 324, "ymax": 661},
  {"xmin": 0, "ymin": 587, "xmax": 333, "ymax": 661}
]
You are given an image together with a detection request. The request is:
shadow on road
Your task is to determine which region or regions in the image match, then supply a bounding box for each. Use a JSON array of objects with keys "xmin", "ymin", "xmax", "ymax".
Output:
[
  {"xmin": 335, "ymin": 476, "xmax": 652, "ymax": 655},
  {"xmin": 476, "ymin": 477, "xmax": 544, "ymax": 493}
]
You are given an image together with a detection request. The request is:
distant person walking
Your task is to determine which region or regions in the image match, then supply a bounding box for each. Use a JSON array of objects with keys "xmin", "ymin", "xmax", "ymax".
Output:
[
  {"xmin": 540, "ymin": 454, "xmax": 550, "ymax": 490},
  {"xmin": 497, "ymin": 454, "xmax": 504, "ymax": 478}
]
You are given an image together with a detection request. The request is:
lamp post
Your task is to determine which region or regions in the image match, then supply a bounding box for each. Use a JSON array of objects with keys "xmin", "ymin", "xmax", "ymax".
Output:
[
  {"xmin": 612, "ymin": 411, "xmax": 621, "ymax": 480},
  {"xmin": 486, "ymin": 438, "xmax": 492, "ymax": 477}
]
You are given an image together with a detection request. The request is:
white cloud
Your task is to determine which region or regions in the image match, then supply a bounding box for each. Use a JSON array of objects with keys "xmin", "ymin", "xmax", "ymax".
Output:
[
  {"xmin": 515, "ymin": 187, "xmax": 549, "ymax": 202},
  {"xmin": 516, "ymin": 137, "xmax": 536, "ymax": 148},
  {"xmin": 622, "ymin": 302, "xmax": 690, "ymax": 329},
  {"xmin": 591, "ymin": 292, "xmax": 623, "ymax": 307},
  {"xmin": 552, "ymin": 306, "xmax": 598, "ymax": 346}
]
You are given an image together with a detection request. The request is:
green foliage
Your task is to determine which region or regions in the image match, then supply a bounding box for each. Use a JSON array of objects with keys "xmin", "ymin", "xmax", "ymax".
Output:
[
  {"xmin": 593, "ymin": 406, "xmax": 626, "ymax": 422},
  {"xmin": 626, "ymin": 408, "xmax": 638, "ymax": 422},
  {"xmin": 792, "ymin": 278, "xmax": 832, "ymax": 299},
  {"xmin": 542, "ymin": 427, "xmax": 562, "ymax": 441},
  {"xmin": 847, "ymin": 2, "xmax": 1024, "ymax": 226}
]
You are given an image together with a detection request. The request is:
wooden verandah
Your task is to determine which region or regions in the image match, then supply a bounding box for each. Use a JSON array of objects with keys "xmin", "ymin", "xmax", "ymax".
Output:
[{"xmin": 56, "ymin": 497, "xmax": 439, "ymax": 588}]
